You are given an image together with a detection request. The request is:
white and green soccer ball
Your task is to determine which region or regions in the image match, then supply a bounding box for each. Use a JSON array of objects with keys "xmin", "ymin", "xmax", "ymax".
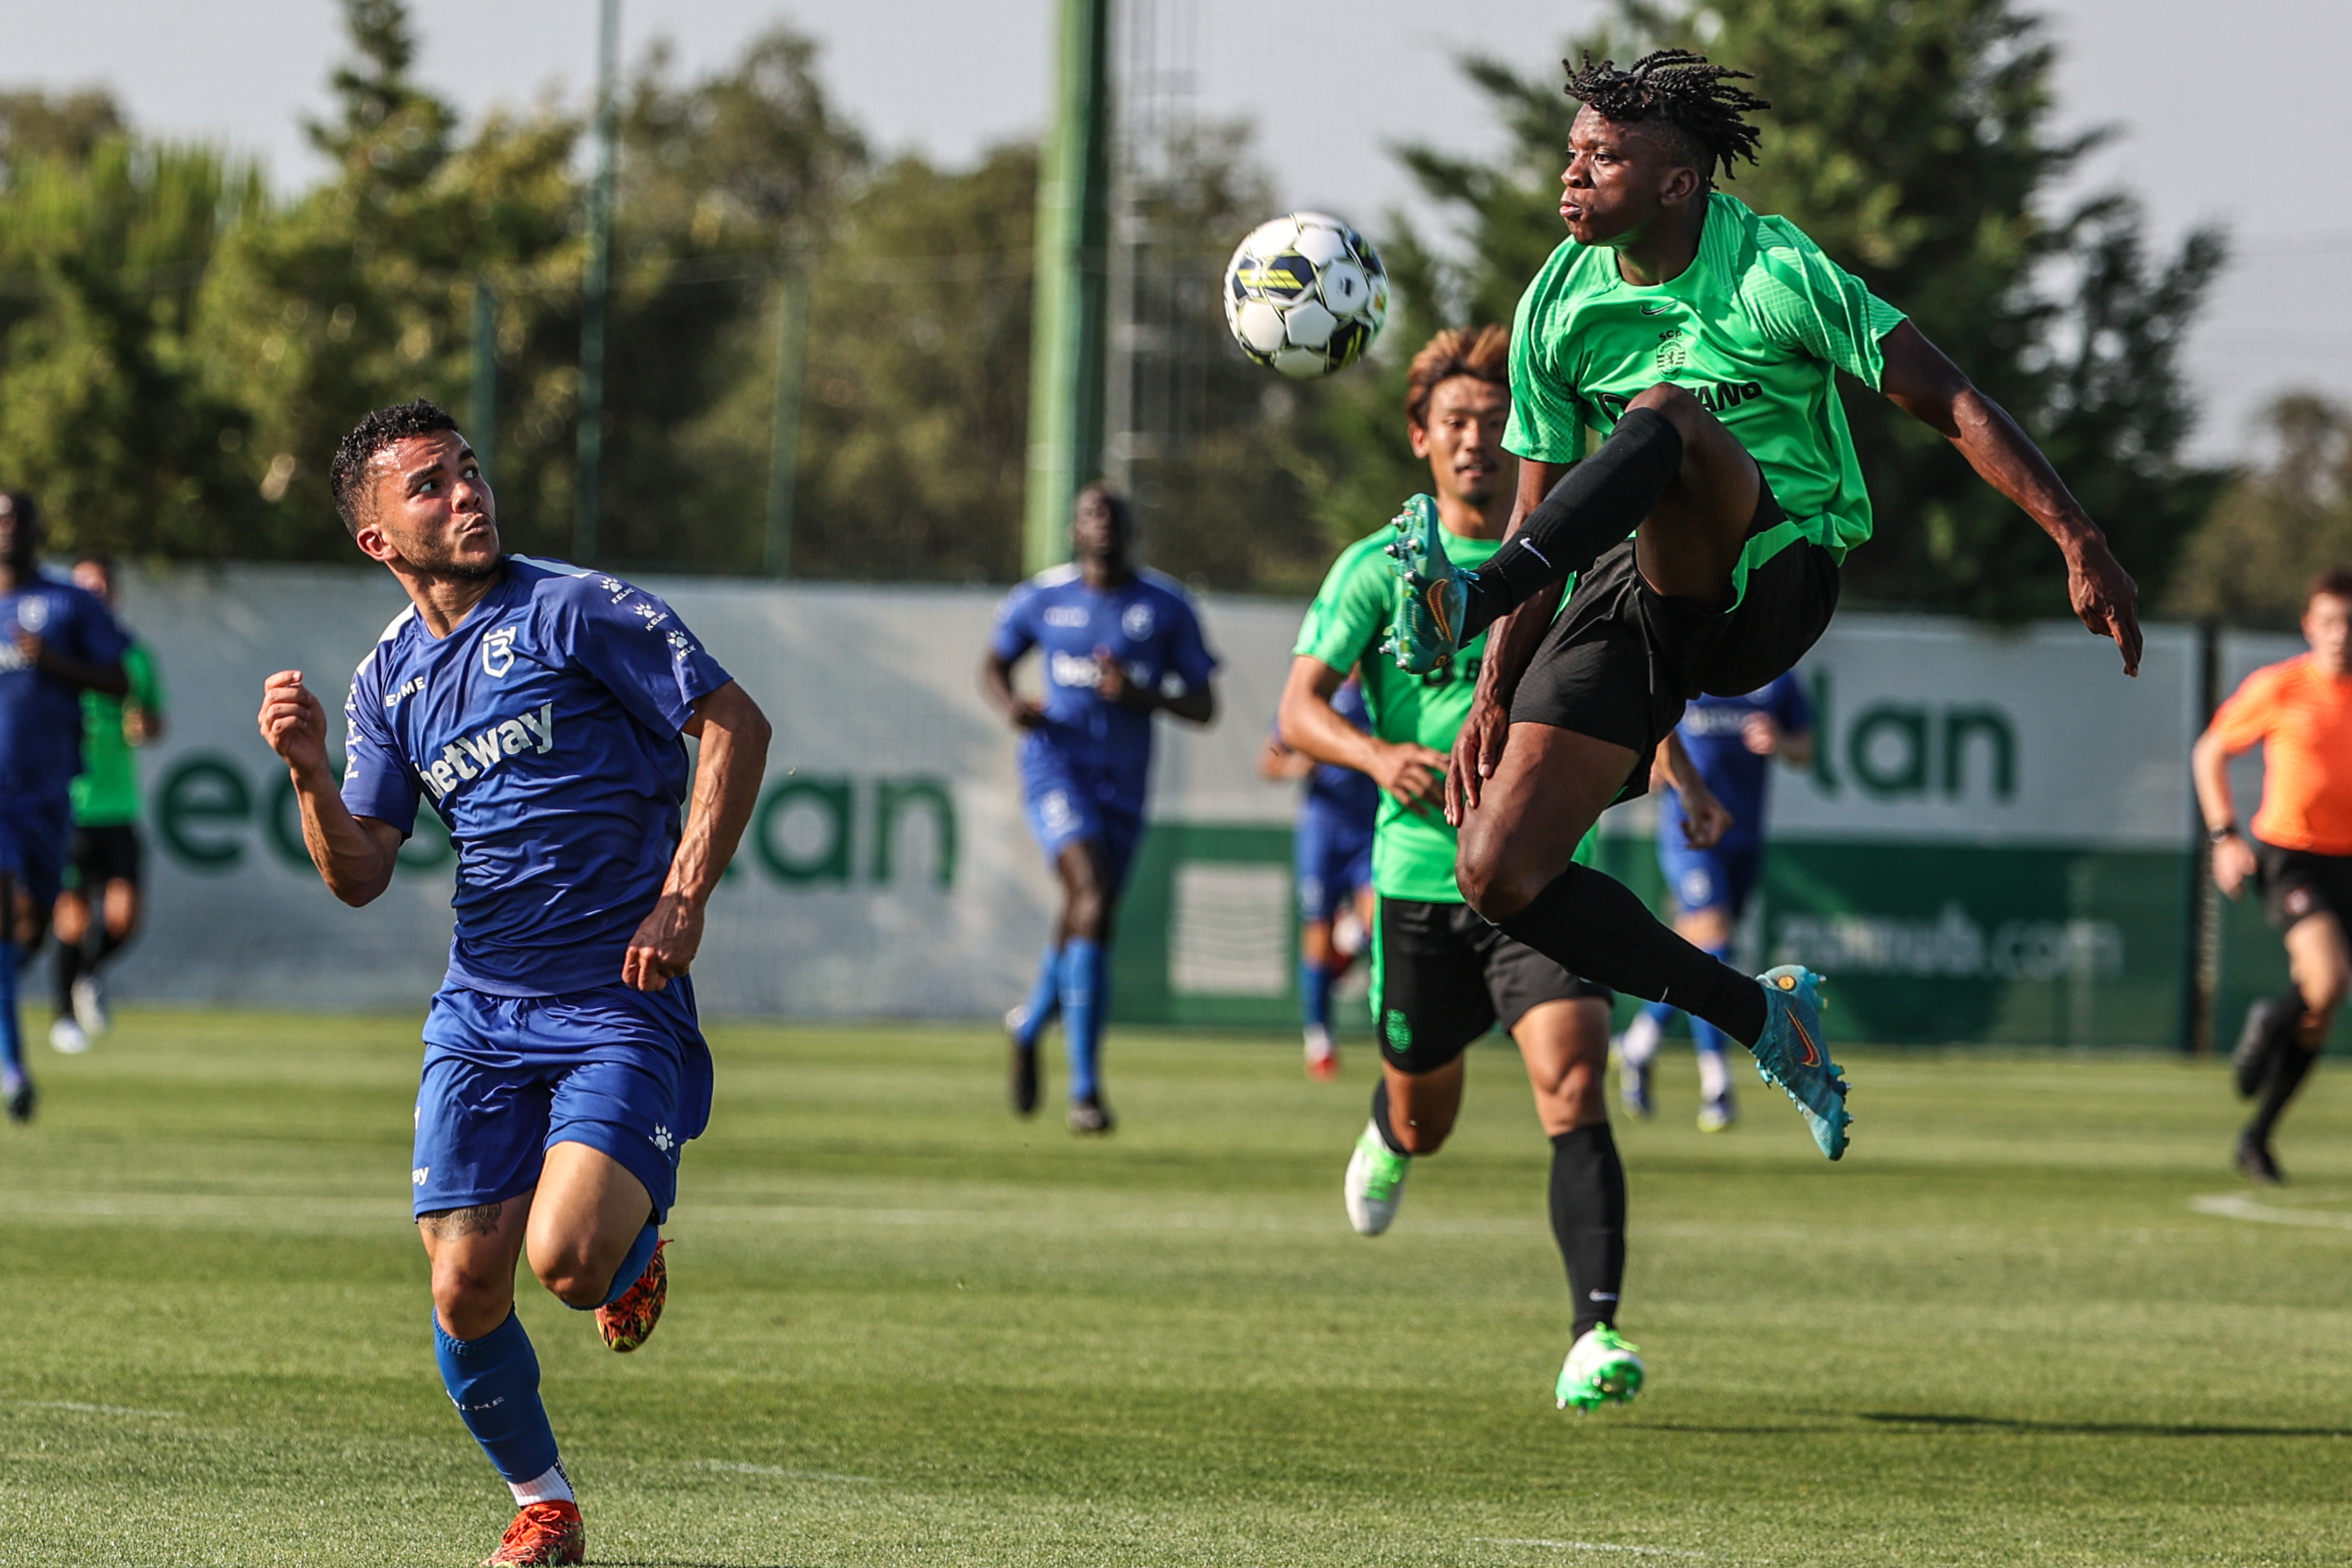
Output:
[{"xmin": 1222, "ymin": 212, "xmax": 1389, "ymax": 379}]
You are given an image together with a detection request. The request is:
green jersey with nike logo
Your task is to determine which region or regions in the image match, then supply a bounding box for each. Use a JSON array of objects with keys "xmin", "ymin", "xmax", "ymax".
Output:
[
  {"xmin": 1504, "ymin": 191, "xmax": 1907, "ymax": 601},
  {"xmin": 1294, "ymin": 526, "xmax": 1595, "ymax": 903}
]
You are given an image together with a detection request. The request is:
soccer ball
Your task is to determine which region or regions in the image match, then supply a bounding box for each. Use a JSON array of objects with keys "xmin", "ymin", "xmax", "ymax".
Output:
[{"xmin": 1222, "ymin": 213, "xmax": 1389, "ymax": 379}]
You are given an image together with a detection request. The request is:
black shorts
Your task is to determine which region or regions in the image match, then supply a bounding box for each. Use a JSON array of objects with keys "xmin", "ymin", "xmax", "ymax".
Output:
[
  {"xmin": 1510, "ymin": 479, "xmax": 1841, "ymax": 800},
  {"xmin": 2255, "ymin": 840, "xmax": 2352, "ymax": 933},
  {"xmin": 67, "ymin": 824, "xmax": 142, "ymax": 892},
  {"xmin": 1372, "ymin": 896, "xmax": 1612, "ymax": 1074}
]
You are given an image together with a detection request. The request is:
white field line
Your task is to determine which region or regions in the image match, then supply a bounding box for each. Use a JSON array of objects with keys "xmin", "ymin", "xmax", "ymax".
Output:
[
  {"xmin": 1471, "ymin": 1539, "xmax": 1704, "ymax": 1558},
  {"xmin": 2190, "ymin": 1189, "xmax": 2352, "ymax": 1229},
  {"xmin": 696, "ymin": 1459, "xmax": 878, "ymax": 1483},
  {"xmin": 11, "ymin": 1400, "xmax": 180, "ymax": 1418}
]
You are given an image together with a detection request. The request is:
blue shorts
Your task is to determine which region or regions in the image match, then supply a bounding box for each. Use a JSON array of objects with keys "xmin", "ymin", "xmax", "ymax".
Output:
[
  {"xmin": 0, "ymin": 798, "xmax": 72, "ymax": 908},
  {"xmin": 411, "ymin": 979, "xmax": 713, "ymax": 1222},
  {"xmin": 1659, "ymin": 840, "xmax": 1762, "ymax": 919},
  {"xmin": 1295, "ymin": 809, "xmax": 1373, "ymax": 924},
  {"xmin": 1020, "ymin": 749, "xmax": 1144, "ymax": 894}
]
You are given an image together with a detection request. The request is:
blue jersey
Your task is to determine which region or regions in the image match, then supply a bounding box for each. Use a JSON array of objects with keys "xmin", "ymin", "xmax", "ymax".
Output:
[
  {"xmin": 0, "ymin": 572, "xmax": 129, "ymax": 808},
  {"xmin": 1279, "ymin": 676, "xmax": 1379, "ymax": 828},
  {"xmin": 1659, "ymin": 672, "xmax": 1812, "ymax": 855},
  {"xmin": 341, "ymin": 557, "xmax": 733, "ymax": 997},
  {"xmin": 989, "ymin": 563, "xmax": 1219, "ymax": 808}
]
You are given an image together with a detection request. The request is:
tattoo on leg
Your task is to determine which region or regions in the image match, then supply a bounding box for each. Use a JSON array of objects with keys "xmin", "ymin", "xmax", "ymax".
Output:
[{"xmin": 420, "ymin": 1202, "xmax": 504, "ymax": 1237}]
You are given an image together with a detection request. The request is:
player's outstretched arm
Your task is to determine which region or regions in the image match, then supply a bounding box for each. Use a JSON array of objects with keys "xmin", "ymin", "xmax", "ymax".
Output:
[
  {"xmin": 624, "ymin": 679, "xmax": 772, "ymax": 993},
  {"xmin": 1278, "ymin": 655, "xmax": 1444, "ymax": 810},
  {"xmin": 256, "ymin": 670, "xmax": 402, "ymax": 906},
  {"xmin": 1448, "ymin": 459, "xmax": 1572, "ymax": 825},
  {"xmin": 1877, "ymin": 321, "xmax": 2143, "ymax": 676}
]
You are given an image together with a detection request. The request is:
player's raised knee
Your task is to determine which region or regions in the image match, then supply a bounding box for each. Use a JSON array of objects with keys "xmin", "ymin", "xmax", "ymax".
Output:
[
  {"xmin": 1628, "ymin": 381, "xmax": 1708, "ymax": 436},
  {"xmin": 1454, "ymin": 830, "xmax": 1547, "ymax": 923}
]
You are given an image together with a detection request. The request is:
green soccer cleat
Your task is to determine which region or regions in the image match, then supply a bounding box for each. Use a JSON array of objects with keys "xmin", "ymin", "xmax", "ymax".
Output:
[
  {"xmin": 1556, "ymin": 1324, "xmax": 1646, "ymax": 1412},
  {"xmin": 1750, "ymin": 965, "xmax": 1850, "ymax": 1159},
  {"xmin": 1343, "ymin": 1122, "xmax": 1411, "ymax": 1236},
  {"xmin": 1380, "ymin": 494, "xmax": 1474, "ymax": 674}
]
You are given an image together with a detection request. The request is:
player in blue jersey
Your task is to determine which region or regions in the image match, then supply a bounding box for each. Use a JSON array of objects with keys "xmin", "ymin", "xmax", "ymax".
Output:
[
  {"xmin": 0, "ymin": 492, "xmax": 129, "ymax": 1124},
  {"xmin": 1616, "ymin": 674, "xmax": 1813, "ymax": 1130},
  {"xmin": 982, "ymin": 486, "xmax": 1219, "ymax": 1133},
  {"xmin": 256, "ymin": 402, "xmax": 770, "ymax": 1568},
  {"xmin": 1260, "ymin": 675, "xmax": 1378, "ymax": 1078}
]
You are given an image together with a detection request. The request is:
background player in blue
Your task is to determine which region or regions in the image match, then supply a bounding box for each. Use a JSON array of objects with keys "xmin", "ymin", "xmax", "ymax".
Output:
[
  {"xmin": 1259, "ymin": 674, "xmax": 1378, "ymax": 1079},
  {"xmin": 1618, "ymin": 673, "xmax": 1814, "ymax": 1130},
  {"xmin": 256, "ymin": 401, "xmax": 771, "ymax": 1568},
  {"xmin": 0, "ymin": 491, "xmax": 129, "ymax": 1125},
  {"xmin": 982, "ymin": 486, "xmax": 1218, "ymax": 1133}
]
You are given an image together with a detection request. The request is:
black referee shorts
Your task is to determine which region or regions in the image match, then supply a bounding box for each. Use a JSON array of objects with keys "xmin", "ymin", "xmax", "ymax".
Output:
[
  {"xmin": 1508, "ymin": 476, "xmax": 1840, "ymax": 801},
  {"xmin": 2255, "ymin": 839, "xmax": 2352, "ymax": 934},
  {"xmin": 1371, "ymin": 895, "xmax": 1612, "ymax": 1074}
]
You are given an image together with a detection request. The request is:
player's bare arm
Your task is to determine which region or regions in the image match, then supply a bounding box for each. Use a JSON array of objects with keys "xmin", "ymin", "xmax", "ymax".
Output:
[
  {"xmin": 623, "ymin": 680, "xmax": 772, "ymax": 993},
  {"xmin": 1877, "ymin": 321, "xmax": 2140, "ymax": 674},
  {"xmin": 1650, "ymin": 732, "xmax": 1732, "ymax": 850},
  {"xmin": 1446, "ymin": 459, "xmax": 1571, "ymax": 824},
  {"xmin": 979, "ymin": 649, "xmax": 1048, "ymax": 730},
  {"xmin": 14, "ymin": 630, "xmax": 127, "ymax": 697},
  {"xmin": 1097, "ymin": 645, "xmax": 1216, "ymax": 724},
  {"xmin": 2191, "ymin": 724, "xmax": 2259, "ymax": 897},
  {"xmin": 1280, "ymin": 654, "xmax": 1445, "ymax": 810},
  {"xmin": 257, "ymin": 668, "xmax": 403, "ymax": 905}
]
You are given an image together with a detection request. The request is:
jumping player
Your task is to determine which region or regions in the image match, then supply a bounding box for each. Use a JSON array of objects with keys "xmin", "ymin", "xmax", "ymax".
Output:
[
  {"xmin": 257, "ymin": 401, "xmax": 770, "ymax": 1567},
  {"xmin": 1617, "ymin": 672, "xmax": 1812, "ymax": 1129},
  {"xmin": 983, "ymin": 486, "xmax": 1218, "ymax": 1133},
  {"xmin": 2193, "ymin": 571, "xmax": 2352, "ymax": 1184},
  {"xmin": 1259, "ymin": 674, "xmax": 1378, "ymax": 1078},
  {"xmin": 1280, "ymin": 325, "xmax": 1727, "ymax": 1412},
  {"xmin": 0, "ymin": 493, "xmax": 129, "ymax": 1122},
  {"xmin": 1385, "ymin": 52, "xmax": 2142, "ymax": 1158},
  {"xmin": 49, "ymin": 553, "xmax": 166, "ymax": 1055}
]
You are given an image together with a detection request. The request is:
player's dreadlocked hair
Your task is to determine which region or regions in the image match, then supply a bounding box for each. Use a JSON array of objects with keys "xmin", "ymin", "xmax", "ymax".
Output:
[
  {"xmin": 329, "ymin": 398, "xmax": 460, "ymax": 536},
  {"xmin": 1562, "ymin": 49, "xmax": 1771, "ymax": 183}
]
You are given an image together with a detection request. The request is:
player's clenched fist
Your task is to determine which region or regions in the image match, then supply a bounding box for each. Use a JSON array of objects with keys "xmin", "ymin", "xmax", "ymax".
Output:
[{"xmin": 258, "ymin": 670, "xmax": 330, "ymax": 774}]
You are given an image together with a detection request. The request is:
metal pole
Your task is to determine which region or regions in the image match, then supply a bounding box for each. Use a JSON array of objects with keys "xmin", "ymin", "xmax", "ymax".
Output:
[
  {"xmin": 764, "ymin": 268, "xmax": 809, "ymax": 578},
  {"xmin": 469, "ymin": 276, "xmax": 497, "ymax": 483},
  {"xmin": 1021, "ymin": 0, "xmax": 1113, "ymax": 575},
  {"xmin": 575, "ymin": 0, "xmax": 620, "ymax": 563},
  {"xmin": 2185, "ymin": 620, "xmax": 2224, "ymax": 1055}
]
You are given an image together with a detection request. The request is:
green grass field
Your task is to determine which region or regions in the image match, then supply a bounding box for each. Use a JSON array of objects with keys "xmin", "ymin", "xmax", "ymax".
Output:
[{"xmin": 4, "ymin": 1011, "xmax": 2350, "ymax": 1566}]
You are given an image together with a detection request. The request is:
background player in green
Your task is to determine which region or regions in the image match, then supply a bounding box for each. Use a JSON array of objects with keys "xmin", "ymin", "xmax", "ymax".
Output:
[
  {"xmin": 48, "ymin": 553, "xmax": 162, "ymax": 1055},
  {"xmin": 1385, "ymin": 51, "xmax": 2143, "ymax": 1159},
  {"xmin": 1280, "ymin": 325, "xmax": 1727, "ymax": 1412}
]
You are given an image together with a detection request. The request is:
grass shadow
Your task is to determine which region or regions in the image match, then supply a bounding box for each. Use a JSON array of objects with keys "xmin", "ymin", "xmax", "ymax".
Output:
[{"xmin": 1859, "ymin": 1411, "xmax": 2352, "ymax": 1439}]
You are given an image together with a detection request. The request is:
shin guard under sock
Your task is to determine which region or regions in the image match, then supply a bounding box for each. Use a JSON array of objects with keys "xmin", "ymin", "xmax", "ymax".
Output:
[
  {"xmin": 1014, "ymin": 940, "xmax": 1062, "ymax": 1047},
  {"xmin": 1690, "ymin": 943, "xmax": 1732, "ymax": 1067},
  {"xmin": 1458, "ymin": 408, "xmax": 1684, "ymax": 640},
  {"xmin": 1369, "ymin": 1079, "xmax": 1409, "ymax": 1156},
  {"xmin": 433, "ymin": 1309, "xmax": 561, "ymax": 1485},
  {"xmin": 1060, "ymin": 938, "xmax": 1105, "ymax": 1101},
  {"xmin": 2249, "ymin": 1040, "xmax": 2319, "ymax": 1147},
  {"xmin": 1496, "ymin": 867, "xmax": 1767, "ymax": 1045},
  {"xmin": 1550, "ymin": 1124, "xmax": 1628, "ymax": 1337}
]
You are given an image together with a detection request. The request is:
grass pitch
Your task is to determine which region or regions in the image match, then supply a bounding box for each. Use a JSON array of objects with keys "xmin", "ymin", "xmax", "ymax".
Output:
[{"xmin": 2, "ymin": 1012, "xmax": 2350, "ymax": 1566}]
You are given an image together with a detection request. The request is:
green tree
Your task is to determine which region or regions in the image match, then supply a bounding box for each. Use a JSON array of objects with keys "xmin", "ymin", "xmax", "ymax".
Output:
[
  {"xmin": 2166, "ymin": 396, "xmax": 2352, "ymax": 628},
  {"xmin": 1355, "ymin": 0, "xmax": 2224, "ymax": 617}
]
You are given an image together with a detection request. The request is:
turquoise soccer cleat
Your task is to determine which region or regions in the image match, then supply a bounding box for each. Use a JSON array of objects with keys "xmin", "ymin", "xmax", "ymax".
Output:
[
  {"xmin": 1380, "ymin": 494, "xmax": 1474, "ymax": 674},
  {"xmin": 1748, "ymin": 965, "xmax": 1850, "ymax": 1159}
]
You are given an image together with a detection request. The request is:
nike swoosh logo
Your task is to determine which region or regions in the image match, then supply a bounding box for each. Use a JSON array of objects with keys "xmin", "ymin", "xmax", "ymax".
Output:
[
  {"xmin": 1640, "ymin": 302, "xmax": 1674, "ymax": 316},
  {"xmin": 1789, "ymin": 1013, "xmax": 1821, "ymax": 1067},
  {"xmin": 1421, "ymin": 581, "xmax": 1456, "ymax": 644}
]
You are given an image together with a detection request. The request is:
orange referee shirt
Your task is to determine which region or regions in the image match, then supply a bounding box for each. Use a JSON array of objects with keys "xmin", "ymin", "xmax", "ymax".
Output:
[{"xmin": 2212, "ymin": 653, "xmax": 2352, "ymax": 855}]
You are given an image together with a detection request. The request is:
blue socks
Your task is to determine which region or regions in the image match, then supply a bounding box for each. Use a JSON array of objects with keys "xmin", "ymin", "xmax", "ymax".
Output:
[
  {"xmin": 1300, "ymin": 958, "xmax": 1335, "ymax": 1035},
  {"xmin": 433, "ymin": 1309, "xmax": 560, "ymax": 1485},
  {"xmin": 1059, "ymin": 937, "xmax": 1105, "ymax": 1102},
  {"xmin": 1014, "ymin": 941, "xmax": 1063, "ymax": 1048},
  {"xmin": 0, "ymin": 937, "xmax": 22, "ymax": 1080}
]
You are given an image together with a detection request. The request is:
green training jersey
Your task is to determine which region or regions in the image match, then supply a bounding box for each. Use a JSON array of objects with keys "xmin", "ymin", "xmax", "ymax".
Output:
[
  {"xmin": 72, "ymin": 641, "xmax": 162, "ymax": 828},
  {"xmin": 1294, "ymin": 526, "xmax": 1595, "ymax": 904},
  {"xmin": 1504, "ymin": 191, "xmax": 1906, "ymax": 601}
]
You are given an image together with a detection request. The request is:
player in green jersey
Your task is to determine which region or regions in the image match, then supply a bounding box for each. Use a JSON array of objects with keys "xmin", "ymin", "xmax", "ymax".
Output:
[
  {"xmin": 1385, "ymin": 52, "xmax": 2142, "ymax": 1159},
  {"xmin": 1281, "ymin": 326, "xmax": 1729, "ymax": 1412},
  {"xmin": 48, "ymin": 555, "xmax": 163, "ymax": 1054}
]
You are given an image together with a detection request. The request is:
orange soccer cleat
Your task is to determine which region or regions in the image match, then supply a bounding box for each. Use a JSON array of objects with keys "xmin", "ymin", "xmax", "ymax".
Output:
[
  {"xmin": 482, "ymin": 1501, "xmax": 584, "ymax": 1566},
  {"xmin": 596, "ymin": 1237, "xmax": 668, "ymax": 1352}
]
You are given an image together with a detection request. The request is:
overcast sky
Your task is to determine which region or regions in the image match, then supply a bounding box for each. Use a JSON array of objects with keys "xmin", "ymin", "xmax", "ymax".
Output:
[{"xmin": 11, "ymin": 0, "xmax": 2351, "ymax": 460}]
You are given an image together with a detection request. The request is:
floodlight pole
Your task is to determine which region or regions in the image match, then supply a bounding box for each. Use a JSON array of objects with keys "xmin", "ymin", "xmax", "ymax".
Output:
[
  {"xmin": 1021, "ymin": 0, "xmax": 1113, "ymax": 575},
  {"xmin": 575, "ymin": 0, "xmax": 621, "ymax": 564}
]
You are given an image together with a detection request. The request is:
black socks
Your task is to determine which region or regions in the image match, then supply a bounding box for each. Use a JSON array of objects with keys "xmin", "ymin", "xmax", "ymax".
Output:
[
  {"xmin": 1369, "ymin": 1079, "xmax": 1409, "ymax": 1156},
  {"xmin": 1497, "ymin": 865, "xmax": 1767, "ymax": 1045},
  {"xmin": 2247, "ymin": 1005, "xmax": 2319, "ymax": 1148},
  {"xmin": 1551, "ymin": 1124, "xmax": 1628, "ymax": 1337},
  {"xmin": 1458, "ymin": 407, "xmax": 1685, "ymax": 640}
]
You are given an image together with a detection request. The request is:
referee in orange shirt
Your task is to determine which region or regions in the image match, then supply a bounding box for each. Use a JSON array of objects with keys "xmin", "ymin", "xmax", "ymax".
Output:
[{"xmin": 2193, "ymin": 571, "xmax": 2352, "ymax": 1183}]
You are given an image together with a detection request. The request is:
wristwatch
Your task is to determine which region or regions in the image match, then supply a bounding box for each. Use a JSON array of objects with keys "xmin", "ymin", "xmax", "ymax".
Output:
[{"xmin": 2208, "ymin": 824, "xmax": 2240, "ymax": 844}]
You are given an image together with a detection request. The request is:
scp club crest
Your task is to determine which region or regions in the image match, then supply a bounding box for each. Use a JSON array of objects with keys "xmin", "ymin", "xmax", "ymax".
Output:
[{"xmin": 482, "ymin": 626, "xmax": 518, "ymax": 678}]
